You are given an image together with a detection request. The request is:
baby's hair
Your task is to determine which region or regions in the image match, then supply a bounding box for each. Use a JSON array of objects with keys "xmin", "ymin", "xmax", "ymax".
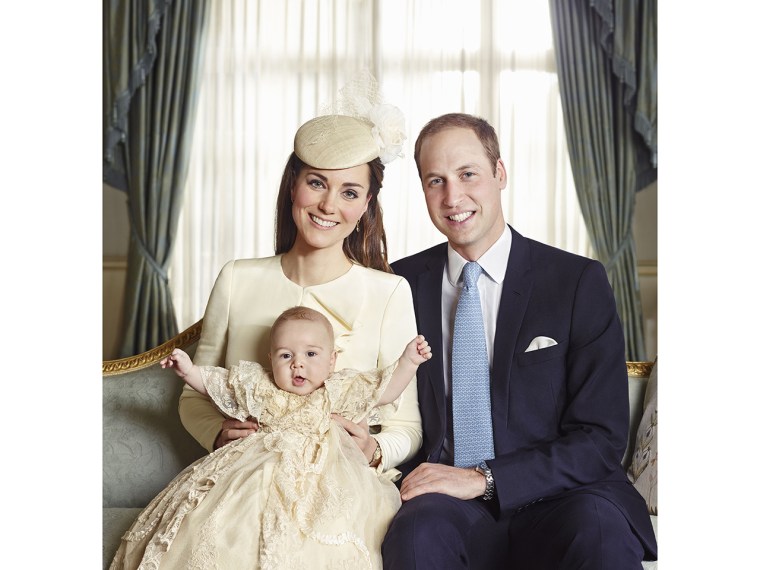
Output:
[{"xmin": 270, "ymin": 306, "xmax": 335, "ymax": 346}]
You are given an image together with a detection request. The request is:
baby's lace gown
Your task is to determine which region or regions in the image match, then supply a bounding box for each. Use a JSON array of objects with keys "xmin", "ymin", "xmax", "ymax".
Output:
[{"xmin": 110, "ymin": 361, "xmax": 402, "ymax": 570}]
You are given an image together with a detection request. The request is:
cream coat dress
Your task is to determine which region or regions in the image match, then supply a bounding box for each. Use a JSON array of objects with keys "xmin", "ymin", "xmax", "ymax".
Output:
[{"xmin": 178, "ymin": 255, "xmax": 422, "ymax": 481}]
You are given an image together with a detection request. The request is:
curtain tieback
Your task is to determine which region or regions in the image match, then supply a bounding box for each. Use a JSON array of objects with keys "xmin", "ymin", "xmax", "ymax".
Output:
[
  {"xmin": 130, "ymin": 224, "xmax": 169, "ymax": 283},
  {"xmin": 603, "ymin": 229, "xmax": 634, "ymax": 273}
]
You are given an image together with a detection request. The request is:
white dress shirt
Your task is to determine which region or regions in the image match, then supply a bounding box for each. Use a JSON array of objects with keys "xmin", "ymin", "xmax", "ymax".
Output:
[{"xmin": 439, "ymin": 225, "xmax": 512, "ymax": 464}]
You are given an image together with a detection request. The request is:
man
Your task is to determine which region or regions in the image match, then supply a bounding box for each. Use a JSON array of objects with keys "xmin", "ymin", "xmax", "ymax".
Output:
[{"xmin": 382, "ymin": 113, "xmax": 657, "ymax": 568}]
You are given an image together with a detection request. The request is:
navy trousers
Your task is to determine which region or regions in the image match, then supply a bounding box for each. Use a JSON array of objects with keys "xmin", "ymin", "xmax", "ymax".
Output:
[{"xmin": 382, "ymin": 492, "xmax": 645, "ymax": 569}]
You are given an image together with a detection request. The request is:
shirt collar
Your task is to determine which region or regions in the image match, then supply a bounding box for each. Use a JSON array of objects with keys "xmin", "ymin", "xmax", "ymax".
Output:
[{"xmin": 446, "ymin": 225, "xmax": 512, "ymax": 286}]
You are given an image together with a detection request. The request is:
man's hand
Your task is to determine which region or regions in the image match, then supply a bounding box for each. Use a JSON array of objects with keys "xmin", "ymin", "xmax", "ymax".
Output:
[
  {"xmin": 331, "ymin": 414, "xmax": 377, "ymax": 463},
  {"xmin": 399, "ymin": 462, "xmax": 486, "ymax": 502},
  {"xmin": 213, "ymin": 417, "xmax": 259, "ymax": 449}
]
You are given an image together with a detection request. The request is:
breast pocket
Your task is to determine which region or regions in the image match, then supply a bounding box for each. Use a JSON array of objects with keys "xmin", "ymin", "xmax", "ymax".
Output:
[
  {"xmin": 515, "ymin": 340, "xmax": 568, "ymax": 366},
  {"xmin": 510, "ymin": 341, "xmax": 569, "ymax": 439}
]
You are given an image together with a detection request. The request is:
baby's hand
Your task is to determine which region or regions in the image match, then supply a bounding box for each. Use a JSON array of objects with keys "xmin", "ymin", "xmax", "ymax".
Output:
[
  {"xmin": 160, "ymin": 348, "xmax": 193, "ymax": 378},
  {"xmin": 405, "ymin": 335, "xmax": 432, "ymax": 366}
]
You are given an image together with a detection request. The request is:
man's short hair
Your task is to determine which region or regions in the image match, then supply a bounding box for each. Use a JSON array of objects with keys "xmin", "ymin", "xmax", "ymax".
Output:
[{"xmin": 414, "ymin": 113, "xmax": 502, "ymax": 177}]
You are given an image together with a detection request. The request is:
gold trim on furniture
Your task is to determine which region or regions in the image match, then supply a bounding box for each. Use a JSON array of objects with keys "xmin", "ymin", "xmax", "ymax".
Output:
[
  {"xmin": 626, "ymin": 361, "xmax": 654, "ymax": 378},
  {"xmin": 102, "ymin": 320, "xmax": 204, "ymax": 376}
]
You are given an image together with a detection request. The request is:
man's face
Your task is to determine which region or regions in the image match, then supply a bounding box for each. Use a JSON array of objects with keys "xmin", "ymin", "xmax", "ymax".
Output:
[{"xmin": 418, "ymin": 127, "xmax": 507, "ymax": 261}]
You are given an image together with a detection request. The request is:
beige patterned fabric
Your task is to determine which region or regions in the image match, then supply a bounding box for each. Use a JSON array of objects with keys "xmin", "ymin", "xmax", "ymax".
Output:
[
  {"xmin": 628, "ymin": 360, "xmax": 658, "ymax": 515},
  {"xmin": 110, "ymin": 362, "xmax": 402, "ymax": 570}
]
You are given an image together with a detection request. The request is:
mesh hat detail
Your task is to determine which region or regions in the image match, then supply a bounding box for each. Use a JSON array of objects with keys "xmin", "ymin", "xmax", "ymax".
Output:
[{"xmin": 292, "ymin": 71, "xmax": 406, "ymax": 169}]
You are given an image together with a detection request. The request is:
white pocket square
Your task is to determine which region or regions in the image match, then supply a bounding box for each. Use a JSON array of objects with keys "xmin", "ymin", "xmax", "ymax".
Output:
[{"xmin": 525, "ymin": 336, "xmax": 557, "ymax": 352}]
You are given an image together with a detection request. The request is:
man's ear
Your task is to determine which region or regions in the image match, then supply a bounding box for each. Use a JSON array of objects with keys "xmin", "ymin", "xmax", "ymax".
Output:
[{"xmin": 496, "ymin": 158, "xmax": 508, "ymax": 190}]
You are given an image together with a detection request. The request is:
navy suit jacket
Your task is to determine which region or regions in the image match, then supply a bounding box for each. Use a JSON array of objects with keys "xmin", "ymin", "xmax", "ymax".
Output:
[{"xmin": 391, "ymin": 226, "xmax": 656, "ymax": 557}]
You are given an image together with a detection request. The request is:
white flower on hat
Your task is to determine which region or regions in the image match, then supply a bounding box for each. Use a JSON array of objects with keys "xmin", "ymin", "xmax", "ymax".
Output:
[
  {"xmin": 307, "ymin": 70, "xmax": 408, "ymax": 167},
  {"xmin": 367, "ymin": 103, "xmax": 406, "ymax": 165}
]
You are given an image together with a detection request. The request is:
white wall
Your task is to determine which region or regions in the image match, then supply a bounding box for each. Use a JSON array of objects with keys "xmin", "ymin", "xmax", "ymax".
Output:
[
  {"xmin": 103, "ymin": 184, "xmax": 129, "ymax": 360},
  {"xmin": 633, "ymin": 182, "xmax": 658, "ymax": 360}
]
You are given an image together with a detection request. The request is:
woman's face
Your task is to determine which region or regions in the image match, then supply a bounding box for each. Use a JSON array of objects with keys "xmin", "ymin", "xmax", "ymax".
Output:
[{"xmin": 290, "ymin": 163, "xmax": 371, "ymax": 253}]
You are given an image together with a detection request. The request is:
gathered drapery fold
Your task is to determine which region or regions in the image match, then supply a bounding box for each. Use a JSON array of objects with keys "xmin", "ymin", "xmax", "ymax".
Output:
[
  {"xmin": 549, "ymin": 0, "xmax": 656, "ymax": 360},
  {"xmin": 592, "ymin": 0, "xmax": 658, "ymax": 186},
  {"xmin": 103, "ymin": 0, "xmax": 210, "ymax": 357}
]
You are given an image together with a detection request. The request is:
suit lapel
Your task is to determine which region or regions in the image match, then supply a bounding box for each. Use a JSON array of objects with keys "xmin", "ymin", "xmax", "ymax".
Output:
[{"xmin": 491, "ymin": 227, "xmax": 533, "ymax": 453}]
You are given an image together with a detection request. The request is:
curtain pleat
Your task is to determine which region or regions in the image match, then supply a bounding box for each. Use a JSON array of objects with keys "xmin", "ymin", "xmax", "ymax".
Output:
[
  {"xmin": 549, "ymin": 0, "xmax": 656, "ymax": 360},
  {"xmin": 103, "ymin": 0, "xmax": 210, "ymax": 357}
]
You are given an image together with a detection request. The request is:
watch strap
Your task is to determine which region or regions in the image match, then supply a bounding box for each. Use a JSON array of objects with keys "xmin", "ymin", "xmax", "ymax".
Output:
[{"xmin": 476, "ymin": 461, "xmax": 495, "ymax": 501}]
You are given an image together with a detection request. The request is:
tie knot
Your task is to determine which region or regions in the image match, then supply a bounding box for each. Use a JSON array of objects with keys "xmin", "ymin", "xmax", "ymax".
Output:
[{"xmin": 462, "ymin": 262, "xmax": 483, "ymax": 289}]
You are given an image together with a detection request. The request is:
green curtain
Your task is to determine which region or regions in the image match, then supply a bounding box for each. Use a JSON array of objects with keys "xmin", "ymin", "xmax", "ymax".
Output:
[
  {"xmin": 104, "ymin": 0, "xmax": 209, "ymax": 357},
  {"xmin": 549, "ymin": 0, "xmax": 657, "ymax": 361}
]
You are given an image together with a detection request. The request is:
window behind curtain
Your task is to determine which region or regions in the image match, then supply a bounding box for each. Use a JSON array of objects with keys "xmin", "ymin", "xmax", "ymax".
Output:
[{"xmin": 170, "ymin": 0, "xmax": 590, "ymax": 331}]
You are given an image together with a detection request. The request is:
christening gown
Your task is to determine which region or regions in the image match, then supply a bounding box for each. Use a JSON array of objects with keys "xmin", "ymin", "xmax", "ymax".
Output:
[{"xmin": 110, "ymin": 360, "xmax": 402, "ymax": 570}]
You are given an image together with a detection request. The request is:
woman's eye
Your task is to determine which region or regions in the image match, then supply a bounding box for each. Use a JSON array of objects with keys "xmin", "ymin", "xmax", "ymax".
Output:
[
  {"xmin": 308, "ymin": 179, "xmax": 325, "ymax": 189},
  {"xmin": 342, "ymin": 190, "xmax": 358, "ymax": 200}
]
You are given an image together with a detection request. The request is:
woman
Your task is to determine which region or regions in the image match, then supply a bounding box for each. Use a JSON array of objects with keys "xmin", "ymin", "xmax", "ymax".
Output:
[{"xmin": 178, "ymin": 108, "xmax": 421, "ymax": 482}]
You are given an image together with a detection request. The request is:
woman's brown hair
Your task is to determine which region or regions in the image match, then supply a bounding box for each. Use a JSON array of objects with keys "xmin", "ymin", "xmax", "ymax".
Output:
[{"xmin": 274, "ymin": 153, "xmax": 391, "ymax": 273}]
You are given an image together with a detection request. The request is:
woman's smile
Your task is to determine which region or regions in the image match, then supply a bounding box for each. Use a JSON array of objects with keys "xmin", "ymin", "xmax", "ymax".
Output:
[{"xmin": 309, "ymin": 213, "xmax": 338, "ymax": 228}]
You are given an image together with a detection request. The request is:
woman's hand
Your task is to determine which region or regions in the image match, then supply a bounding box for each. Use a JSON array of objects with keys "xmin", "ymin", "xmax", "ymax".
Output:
[
  {"xmin": 213, "ymin": 417, "xmax": 259, "ymax": 449},
  {"xmin": 331, "ymin": 414, "xmax": 377, "ymax": 463}
]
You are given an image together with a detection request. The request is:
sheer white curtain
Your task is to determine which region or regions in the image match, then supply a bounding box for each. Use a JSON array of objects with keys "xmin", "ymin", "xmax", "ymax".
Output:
[{"xmin": 170, "ymin": 0, "xmax": 591, "ymax": 330}]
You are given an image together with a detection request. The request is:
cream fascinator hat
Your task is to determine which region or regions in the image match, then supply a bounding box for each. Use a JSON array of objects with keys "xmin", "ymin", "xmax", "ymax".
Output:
[{"xmin": 294, "ymin": 71, "xmax": 406, "ymax": 169}]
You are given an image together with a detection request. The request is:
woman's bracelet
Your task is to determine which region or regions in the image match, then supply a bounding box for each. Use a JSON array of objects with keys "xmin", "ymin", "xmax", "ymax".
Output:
[{"xmin": 369, "ymin": 438, "xmax": 383, "ymax": 467}]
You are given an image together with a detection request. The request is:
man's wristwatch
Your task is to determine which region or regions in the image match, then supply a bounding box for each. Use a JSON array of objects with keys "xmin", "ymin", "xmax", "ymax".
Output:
[{"xmin": 475, "ymin": 461, "xmax": 495, "ymax": 501}]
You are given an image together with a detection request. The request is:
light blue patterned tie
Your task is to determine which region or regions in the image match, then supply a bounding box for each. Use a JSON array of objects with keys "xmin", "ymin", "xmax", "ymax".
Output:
[{"xmin": 452, "ymin": 262, "xmax": 495, "ymax": 467}]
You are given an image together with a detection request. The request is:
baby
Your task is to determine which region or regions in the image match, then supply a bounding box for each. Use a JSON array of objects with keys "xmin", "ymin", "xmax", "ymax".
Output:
[{"xmin": 111, "ymin": 306, "xmax": 431, "ymax": 570}]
